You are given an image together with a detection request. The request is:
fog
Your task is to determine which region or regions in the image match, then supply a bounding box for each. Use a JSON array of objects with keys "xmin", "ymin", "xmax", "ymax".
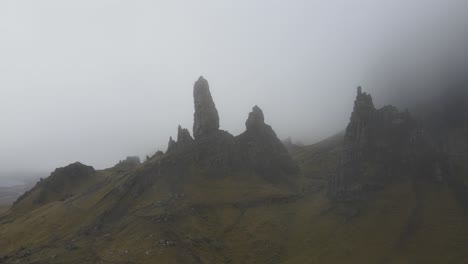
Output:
[{"xmin": 0, "ymin": 0, "xmax": 466, "ymax": 175}]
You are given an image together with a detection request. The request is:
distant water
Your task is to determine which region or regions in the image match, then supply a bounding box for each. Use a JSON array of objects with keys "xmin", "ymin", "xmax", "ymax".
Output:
[
  {"xmin": 0, "ymin": 178, "xmax": 25, "ymax": 187},
  {"xmin": 0, "ymin": 171, "xmax": 44, "ymax": 188}
]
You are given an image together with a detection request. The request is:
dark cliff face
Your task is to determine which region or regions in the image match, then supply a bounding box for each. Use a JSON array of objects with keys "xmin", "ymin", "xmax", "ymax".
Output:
[{"xmin": 328, "ymin": 87, "xmax": 443, "ymax": 201}]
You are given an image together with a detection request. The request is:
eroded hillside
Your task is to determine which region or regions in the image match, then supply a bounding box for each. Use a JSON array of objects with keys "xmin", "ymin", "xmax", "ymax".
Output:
[{"xmin": 0, "ymin": 79, "xmax": 467, "ymax": 264}]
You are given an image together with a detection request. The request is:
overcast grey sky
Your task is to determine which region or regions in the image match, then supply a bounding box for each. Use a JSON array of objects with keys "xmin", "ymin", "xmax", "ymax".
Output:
[{"xmin": 0, "ymin": 0, "xmax": 466, "ymax": 173}]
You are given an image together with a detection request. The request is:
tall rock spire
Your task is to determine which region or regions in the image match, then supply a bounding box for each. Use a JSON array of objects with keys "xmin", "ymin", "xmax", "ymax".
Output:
[{"xmin": 193, "ymin": 76, "xmax": 220, "ymax": 139}]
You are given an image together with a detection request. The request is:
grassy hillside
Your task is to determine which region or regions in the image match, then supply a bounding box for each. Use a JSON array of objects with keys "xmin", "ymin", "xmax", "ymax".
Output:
[
  {"xmin": 0, "ymin": 206, "xmax": 8, "ymax": 215},
  {"xmin": 0, "ymin": 132, "xmax": 468, "ymax": 263}
]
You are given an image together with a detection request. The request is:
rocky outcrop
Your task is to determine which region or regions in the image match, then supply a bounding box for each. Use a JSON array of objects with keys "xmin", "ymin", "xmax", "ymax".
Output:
[
  {"xmin": 238, "ymin": 106, "xmax": 297, "ymax": 178},
  {"xmin": 166, "ymin": 126, "xmax": 194, "ymax": 154},
  {"xmin": 14, "ymin": 162, "xmax": 96, "ymax": 207},
  {"xmin": 328, "ymin": 87, "xmax": 438, "ymax": 201},
  {"xmin": 246, "ymin": 105, "xmax": 265, "ymax": 131},
  {"xmin": 161, "ymin": 78, "xmax": 297, "ymax": 181},
  {"xmin": 177, "ymin": 125, "xmax": 194, "ymax": 146},
  {"xmin": 166, "ymin": 137, "xmax": 177, "ymax": 153},
  {"xmin": 122, "ymin": 156, "xmax": 141, "ymax": 166},
  {"xmin": 43, "ymin": 162, "xmax": 95, "ymax": 187},
  {"xmin": 193, "ymin": 76, "xmax": 220, "ymax": 139},
  {"xmin": 114, "ymin": 156, "xmax": 141, "ymax": 171}
]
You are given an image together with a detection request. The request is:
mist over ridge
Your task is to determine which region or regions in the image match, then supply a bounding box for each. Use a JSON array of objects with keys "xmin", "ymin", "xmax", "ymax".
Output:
[
  {"xmin": 1, "ymin": 2, "xmax": 468, "ymax": 263},
  {"xmin": 0, "ymin": 0, "xmax": 466, "ymax": 173}
]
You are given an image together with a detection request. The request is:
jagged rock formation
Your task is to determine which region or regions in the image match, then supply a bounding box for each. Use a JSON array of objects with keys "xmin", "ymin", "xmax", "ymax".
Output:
[
  {"xmin": 99, "ymin": 79, "xmax": 300, "ymax": 234},
  {"xmin": 329, "ymin": 87, "xmax": 443, "ymax": 200},
  {"xmin": 166, "ymin": 126, "xmax": 194, "ymax": 154},
  {"xmin": 193, "ymin": 76, "xmax": 220, "ymax": 139},
  {"xmin": 166, "ymin": 136, "xmax": 177, "ymax": 153},
  {"xmin": 102, "ymin": 90, "xmax": 300, "ymax": 245},
  {"xmin": 3, "ymin": 77, "xmax": 468, "ymax": 264},
  {"xmin": 238, "ymin": 106, "xmax": 297, "ymax": 178},
  {"xmin": 177, "ymin": 125, "xmax": 194, "ymax": 146},
  {"xmin": 161, "ymin": 78, "xmax": 297, "ymax": 180}
]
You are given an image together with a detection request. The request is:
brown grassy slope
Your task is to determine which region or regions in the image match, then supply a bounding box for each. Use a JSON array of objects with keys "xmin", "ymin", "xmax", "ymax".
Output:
[
  {"xmin": 2, "ymin": 173, "xmax": 466, "ymax": 263},
  {"xmin": 0, "ymin": 132, "xmax": 468, "ymax": 263},
  {"xmin": 0, "ymin": 206, "xmax": 8, "ymax": 215}
]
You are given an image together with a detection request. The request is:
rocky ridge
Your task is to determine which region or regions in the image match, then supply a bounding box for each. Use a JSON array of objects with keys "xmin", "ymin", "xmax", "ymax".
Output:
[
  {"xmin": 1, "ymin": 78, "xmax": 468, "ymax": 264},
  {"xmin": 161, "ymin": 77, "xmax": 297, "ymax": 179},
  {"xmin": 328, "ymin": 87, "xmax": 446, "ymax": 200}
]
